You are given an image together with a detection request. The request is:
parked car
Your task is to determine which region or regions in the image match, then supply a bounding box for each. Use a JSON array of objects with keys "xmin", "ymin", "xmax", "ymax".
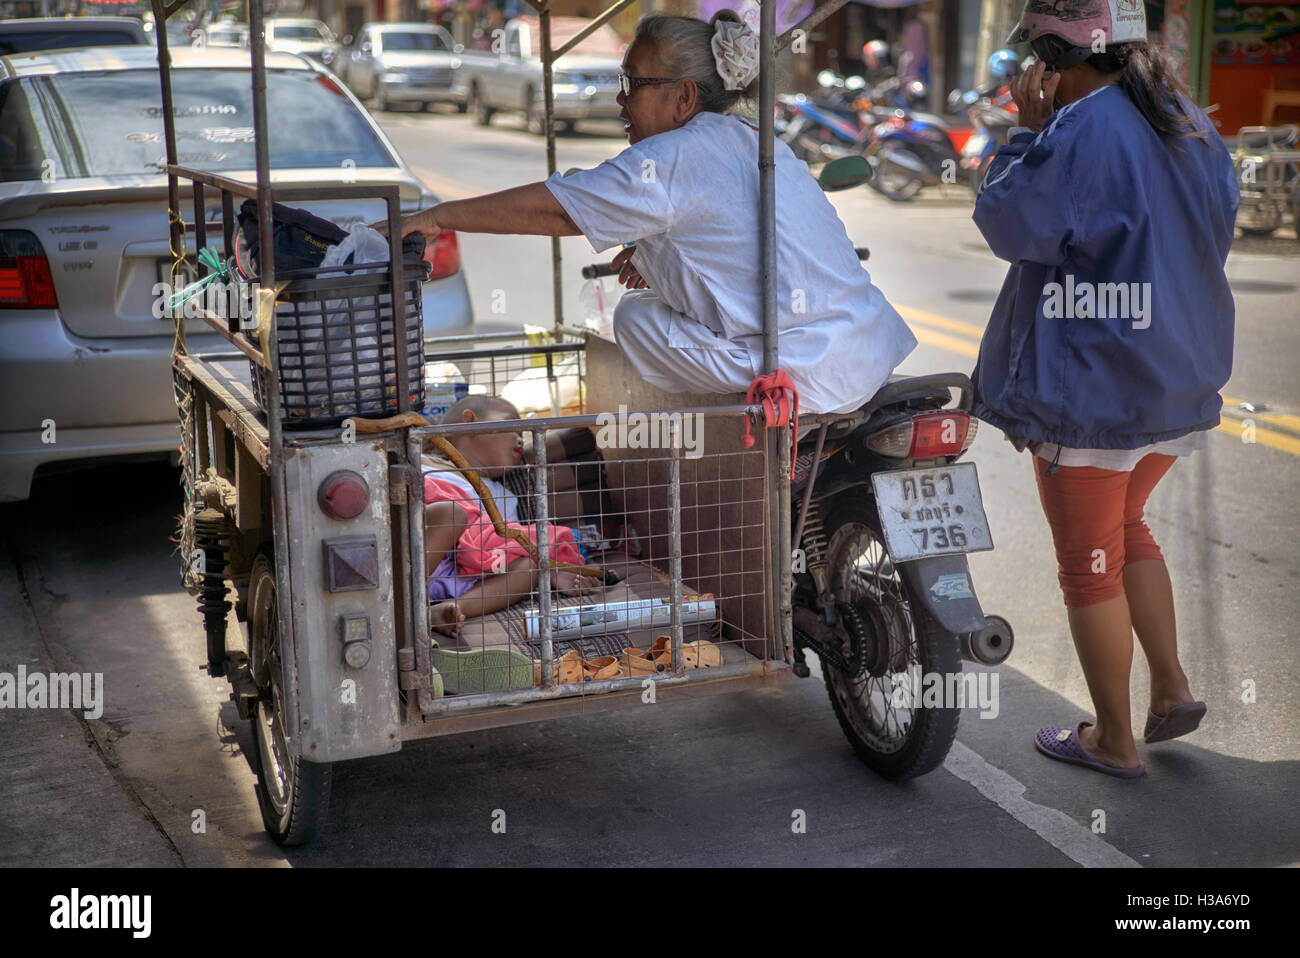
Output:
[
  {"xmin": 193, "ymin": 20, "xmax": 249, "ymax": 50},
  {"xmin": 0, "ymin": 45, "xmax": 473, "ymax": 502},
  {"xmin": 342, "ymin": 22, "xmax": 466, "ymax": 112},
  {"xmin": 459, "ymin": 16, "xmax": 624, "ymax": 134},
  {"xmin": 0, "ymin": 16, "xmax": 149, "ymax": 55},
  {"xmin": 265, "ymin": 17, "xmax": 341, "ymax": 70}
]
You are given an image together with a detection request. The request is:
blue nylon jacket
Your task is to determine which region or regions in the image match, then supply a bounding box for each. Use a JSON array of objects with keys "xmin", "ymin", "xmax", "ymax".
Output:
[{"xmin": 971, "ymin": 84, "xmax": 1239, "ymax": 450}]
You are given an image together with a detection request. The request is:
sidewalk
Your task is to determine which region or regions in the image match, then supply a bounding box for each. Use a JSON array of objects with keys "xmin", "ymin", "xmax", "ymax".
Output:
[{"xmin": 0, "ymin": 556, "xmax": 182, "ymax": 867}]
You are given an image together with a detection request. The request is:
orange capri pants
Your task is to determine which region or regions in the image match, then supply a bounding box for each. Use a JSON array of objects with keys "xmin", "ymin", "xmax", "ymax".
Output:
[{"xmin": 1033, "ymin": 453, "xmax": 1177, "ymax": 608}]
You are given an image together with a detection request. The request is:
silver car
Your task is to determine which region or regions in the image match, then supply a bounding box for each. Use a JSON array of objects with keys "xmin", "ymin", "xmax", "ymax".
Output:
[
  {"xmin": 265, "ymin": 17, "xmax": 341, "ymax": 70},
  {"xmin": 343, "ymin": 22, "xmax": 466, "ymax": 113},
  {"xmin": 193, "ymin": 21, "xmax": 249, "ymax": 50},
  {"xmin": 0, "ymin": 16, "xmax": 150, "ymax": 54},
  {"xmin": 0, "ymin": 46, "xmax": 474, "ymax": 502}
]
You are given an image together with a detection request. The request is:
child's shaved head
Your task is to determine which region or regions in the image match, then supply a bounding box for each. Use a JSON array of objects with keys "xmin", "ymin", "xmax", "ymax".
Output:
[{"xmin": 442, "ymin": 395, "xmax": 520, "ymax": 424}]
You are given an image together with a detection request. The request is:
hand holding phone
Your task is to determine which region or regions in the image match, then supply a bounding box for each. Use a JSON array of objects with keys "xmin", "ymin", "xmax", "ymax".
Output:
[{"xmin": 1010, "ymin": 59, "xmax": 1061, "ymax": 134}]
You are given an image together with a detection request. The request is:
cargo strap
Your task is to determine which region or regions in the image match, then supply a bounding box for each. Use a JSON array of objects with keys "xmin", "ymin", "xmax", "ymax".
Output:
[{"xmin": 741, "ymin": 371, "xmax": 799, "ymax": 477}]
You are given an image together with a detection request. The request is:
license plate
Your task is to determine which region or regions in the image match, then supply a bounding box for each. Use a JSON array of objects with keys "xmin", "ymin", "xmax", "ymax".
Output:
[
  {"xmin": 962, "ymin": 131, "xmax": 989, "ymax": 157},
  {"xmin": 871, "ymin": 462, "xmax": 993, "ymax": 562}
]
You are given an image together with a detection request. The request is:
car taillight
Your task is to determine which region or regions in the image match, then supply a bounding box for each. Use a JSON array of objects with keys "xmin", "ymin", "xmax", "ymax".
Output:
[
  {"xmin": 865, "ymin": 412, "xmax": 977, "ymax": 459},
  {"xmin": 0, "ymin": 230, "xmax": 57, "ymax": 309},
  {"xmin": 319, "ymin": 470, "xmax": 369, "ymax": 519},
  {"xmin": 424, "ymin": 230, "xmax": 460, "ymax": 280}
]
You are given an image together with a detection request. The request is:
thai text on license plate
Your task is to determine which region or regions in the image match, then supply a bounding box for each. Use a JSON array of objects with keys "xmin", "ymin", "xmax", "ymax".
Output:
[{"xmin": 871, "ymin": 462, "xmax": 993, "ymax": 562}]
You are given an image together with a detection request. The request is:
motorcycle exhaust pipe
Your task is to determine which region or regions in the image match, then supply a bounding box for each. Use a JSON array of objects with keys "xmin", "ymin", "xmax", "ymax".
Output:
[{"xmin": 960, "ymin": 614, "xmax": 1014, "ymax": 666}]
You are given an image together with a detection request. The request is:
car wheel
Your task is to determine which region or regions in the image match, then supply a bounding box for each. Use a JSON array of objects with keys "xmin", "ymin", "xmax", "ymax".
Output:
[
  {"xmin": 471, "ymin": 84, "xmax": 494, "ymax": 126},
  {"xmin": 524, "ymin": 88, "xmax": 545, "ymax": 135},
  {"xmin": 456, "ymin": 100, "xmax": 469, "ymax": 114}
]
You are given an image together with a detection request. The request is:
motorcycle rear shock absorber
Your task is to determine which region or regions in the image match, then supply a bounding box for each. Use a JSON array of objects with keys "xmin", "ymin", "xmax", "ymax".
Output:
[{"xmin": 194, "ymin": 507, "xmax": 232, "ymax": 677}]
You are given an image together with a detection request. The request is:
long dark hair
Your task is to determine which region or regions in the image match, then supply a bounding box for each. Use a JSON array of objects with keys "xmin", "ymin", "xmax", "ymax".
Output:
[{"xmin": 1087, "ymin": 42, "xmax": 1208, "ymax": 142}]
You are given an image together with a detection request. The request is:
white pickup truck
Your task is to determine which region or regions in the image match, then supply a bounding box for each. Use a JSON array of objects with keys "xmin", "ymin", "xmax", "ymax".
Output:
[{"xmin": 459, "ymin": 16, "xmax": 625, "ymax": 134}]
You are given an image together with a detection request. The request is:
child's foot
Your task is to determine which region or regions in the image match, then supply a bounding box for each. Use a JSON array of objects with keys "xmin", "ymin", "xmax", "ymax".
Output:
[
  {"xmin": 430, "ymin": 601, "xmax": 465, "ymax": 638},
  {"xmin": 555, "ymin": 570, "xmax": 602, "ymax": 596}
]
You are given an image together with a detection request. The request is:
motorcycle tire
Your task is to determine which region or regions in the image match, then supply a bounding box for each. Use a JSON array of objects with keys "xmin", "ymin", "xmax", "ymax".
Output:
[
  {"xmin": 867, "ymin": 141, "xmax": 925, "ymax": 203},
  {"xmin": 818, "ymin": 500, "xmax": 961, "ymax": 781}
]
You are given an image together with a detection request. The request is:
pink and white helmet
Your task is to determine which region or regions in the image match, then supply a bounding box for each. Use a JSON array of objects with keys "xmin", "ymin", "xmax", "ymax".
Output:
[{"xmin": 1007, "ymin": 0, "xmax": 1147, "ymax": 48}]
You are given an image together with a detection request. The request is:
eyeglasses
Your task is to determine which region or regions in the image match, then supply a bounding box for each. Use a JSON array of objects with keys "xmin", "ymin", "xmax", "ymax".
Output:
[{"xmin": 617, "ymin": 74, "xmax": 681, "ymax": 97}]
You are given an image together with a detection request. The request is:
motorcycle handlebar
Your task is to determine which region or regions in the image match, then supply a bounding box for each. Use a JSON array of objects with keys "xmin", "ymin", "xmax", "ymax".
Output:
[{"xmin": 582, "ymin": 247, "xmax": 869, "ymax": 279}]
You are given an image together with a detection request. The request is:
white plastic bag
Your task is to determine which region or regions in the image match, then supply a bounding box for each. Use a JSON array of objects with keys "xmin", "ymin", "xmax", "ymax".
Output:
[{"xmin": 321, "ymin": 223, "xmax": 391, "ymax": 271}]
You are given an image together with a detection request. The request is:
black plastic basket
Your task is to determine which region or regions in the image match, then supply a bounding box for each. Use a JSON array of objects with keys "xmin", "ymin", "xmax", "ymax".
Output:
[{"xmin": 248, "ymin": 261, "xmax": 430, "ymax": 428}]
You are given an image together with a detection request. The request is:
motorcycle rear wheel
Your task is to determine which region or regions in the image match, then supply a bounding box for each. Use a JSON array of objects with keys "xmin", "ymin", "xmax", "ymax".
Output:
[
  {"xmin": 818, "ymin": 500, "xmax": 961, "ymax": 780},
  {"xmin": 868, "ymin": 141, "xmax": 925, "ymax": 202}
]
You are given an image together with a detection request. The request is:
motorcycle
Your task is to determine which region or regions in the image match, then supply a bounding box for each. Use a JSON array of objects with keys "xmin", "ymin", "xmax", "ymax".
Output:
[
  {"xmin": 960, "ymin": 90, "xmax": 1020, "ymax": 194},
  {"xmin": 583, "ymin": 155, "xmax": 1013, "ymax": 780},
  {"xmin": 781, "ymin": 71, "xmax": 924, "ymax": 166}
]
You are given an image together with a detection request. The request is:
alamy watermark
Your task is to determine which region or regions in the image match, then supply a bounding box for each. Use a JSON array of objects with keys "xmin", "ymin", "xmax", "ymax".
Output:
[
  {"xmin": 0, "ymin": 666, "xmax": 103, "ymax": 720},
  {"xmin": 594, "ymin": 404, "xmax": 704, "ymax": 459},
  {"xmin": 151, "ymin": 278, "xmax": 259, "ymax": 328},
  {"xmin": 890, "ymin": 665, "xmax": 999, "ymax": 719},
  {"xmin": 1042, "ymin": 274, "xmax": 1151, "ymax": 329}
]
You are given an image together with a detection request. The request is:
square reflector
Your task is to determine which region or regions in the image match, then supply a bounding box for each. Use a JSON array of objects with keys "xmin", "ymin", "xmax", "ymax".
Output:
[{"xmin": 323, "ymin": 536, "xmax": 379, "ymax": 593}]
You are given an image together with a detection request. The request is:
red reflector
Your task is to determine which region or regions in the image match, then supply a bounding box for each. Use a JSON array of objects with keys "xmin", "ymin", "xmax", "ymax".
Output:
[
  {"xmin": 0, "ymin": 257, "xmax": 58, "ymax": 308},
  {"xmin": 425, "ymin": 230, "xmax": 460, "ymax": 280},
  {"xmin": 909, "ymin": 412, "xmax": 970, "ymax": 458},
  {"xmin": 318, "ymin": 470, "xmax": 370, "ymax": 520}
]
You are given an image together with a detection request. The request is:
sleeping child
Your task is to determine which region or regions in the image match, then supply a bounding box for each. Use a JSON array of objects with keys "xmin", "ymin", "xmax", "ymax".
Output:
[{"xmin": 423, "ymin": 395, "xmax": 602, "ymax": 637}]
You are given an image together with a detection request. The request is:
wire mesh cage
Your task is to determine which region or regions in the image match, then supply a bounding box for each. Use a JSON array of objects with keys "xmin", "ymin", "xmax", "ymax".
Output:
[
  {"xmin": 249, "ymin": 263, "xmax": 430, "ymax": 427},
  {"xmin": 422, "ymin": 334, "xmax": 587, "ymax": 424},
  {"xmin": 410, "ymin": 400, "xmax": 771, "ymax": 709}
]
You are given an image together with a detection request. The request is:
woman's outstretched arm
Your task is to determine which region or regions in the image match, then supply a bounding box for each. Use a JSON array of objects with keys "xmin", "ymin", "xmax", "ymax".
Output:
[{"xmin": 378, "ymin": 182, "xmax": 581, "ymax": 238}]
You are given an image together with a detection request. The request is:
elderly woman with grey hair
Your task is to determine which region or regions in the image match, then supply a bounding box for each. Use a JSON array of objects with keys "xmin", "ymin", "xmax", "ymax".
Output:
[{"xmin": 381, "ymin": 10, "xmax": 915, "ymax": 414}]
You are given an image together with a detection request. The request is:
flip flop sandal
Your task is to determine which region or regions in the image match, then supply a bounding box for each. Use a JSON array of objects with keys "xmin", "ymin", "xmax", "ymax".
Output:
[
  {"xmin": 583, "ymin": 656, "xmax": 621, "ymax": 682},
  {"xmin": 620, "ymin": 647, "xmax": 665, "ymax": 675},
  {"xmin": 1034, "ymin": 722, "xmax": 1146, "ymax": 779},
  {"xmin": 1143, "ymin": 701, "xmax": 1207, "ymax": 743},
  {"xmin": 682, "ymin": 639, "xmax": 723, "ymax": 669}
]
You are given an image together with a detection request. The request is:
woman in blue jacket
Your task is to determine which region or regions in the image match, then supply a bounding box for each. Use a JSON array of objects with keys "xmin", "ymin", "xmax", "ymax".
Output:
[{"xmin": 973, "ymin": 1, "xmax": 1238, "ymax": 777}]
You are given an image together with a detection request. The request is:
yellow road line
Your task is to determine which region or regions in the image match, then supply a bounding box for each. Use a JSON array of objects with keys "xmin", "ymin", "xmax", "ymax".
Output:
[
  {"xmin": 1220, "ymin": 394, "xmax": 1300, "ymax": 433},
  {"xmin": 907, "ymin": 323, "xmax": 981, "ymax": 358},
  {"xmin": 896, "ymin": 304, "xmax": 986, "ymax": 340},
  {"xmin": 1214, "ymin": 419, "xmax": 1300, "ymax": 455},
  {"xmin": 900, "ymin": 305, "xmax": 1299, "ymax": 457}
]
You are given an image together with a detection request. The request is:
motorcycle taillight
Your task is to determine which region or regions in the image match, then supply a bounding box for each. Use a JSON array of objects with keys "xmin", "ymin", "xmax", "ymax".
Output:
[{"xmin": 866, "ymin": 412, "xmax": 977, "ymax": 459}]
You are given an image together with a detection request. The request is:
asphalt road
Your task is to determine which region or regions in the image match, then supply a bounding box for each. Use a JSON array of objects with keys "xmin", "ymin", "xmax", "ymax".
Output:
[{"xmin": 1, "ymin": 106, "xmax": 1297, "ymax": 868}]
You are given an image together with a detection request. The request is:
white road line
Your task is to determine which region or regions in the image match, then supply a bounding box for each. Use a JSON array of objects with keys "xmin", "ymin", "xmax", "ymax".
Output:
[{"xmin": 944, "ymin": 741, "xmax": 1142, "ymax": 868}]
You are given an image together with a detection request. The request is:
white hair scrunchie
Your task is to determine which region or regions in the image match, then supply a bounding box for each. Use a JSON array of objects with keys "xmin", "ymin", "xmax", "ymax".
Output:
[{"xmin": 711, "ymin": 20, "xmax": 760, "ymax": 92}]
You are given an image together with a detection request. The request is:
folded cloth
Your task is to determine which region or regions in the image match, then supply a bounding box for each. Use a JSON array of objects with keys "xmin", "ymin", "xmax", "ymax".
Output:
[{"xmin": 425, "ymin": 475, "xmax": 586, "ymax": 579}]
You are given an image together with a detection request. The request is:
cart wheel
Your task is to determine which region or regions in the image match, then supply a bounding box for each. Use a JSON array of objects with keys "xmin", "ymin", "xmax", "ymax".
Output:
[
  {"xmin": 247, "ymin": 552, "xmax": 332, "ymax": 846},
  {"xmin": 818, "ymin": 501, "xmax": 961, "ymax": 781}
]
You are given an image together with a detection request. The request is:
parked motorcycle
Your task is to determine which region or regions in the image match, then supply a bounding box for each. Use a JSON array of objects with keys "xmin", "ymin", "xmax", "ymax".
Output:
[
  {"xmin": 582, "ymin": 155, "xmax": 1013, "ymax": 780},
  {"xmin": 780, "ymin": 70, "xmax": 924, "ymax": 166}
]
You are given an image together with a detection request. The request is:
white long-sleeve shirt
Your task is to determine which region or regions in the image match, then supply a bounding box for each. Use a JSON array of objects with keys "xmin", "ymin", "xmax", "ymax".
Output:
[{"xmin": 544, "ymin": 110, "xmax": 916, "ymax": 414}]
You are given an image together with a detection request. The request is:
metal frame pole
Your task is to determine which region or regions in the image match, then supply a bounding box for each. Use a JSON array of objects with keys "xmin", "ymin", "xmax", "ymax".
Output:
[
  {"xmin": 537, "ymin": 4, "xmax": 566, "ymax": 337},
  {"xmin": 248, "ymin": 0, "xmax": 301, "ymax": 740},
  {"xmin": 758, "ymin": 0, "xmax": 792, "ymax": 664}
]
